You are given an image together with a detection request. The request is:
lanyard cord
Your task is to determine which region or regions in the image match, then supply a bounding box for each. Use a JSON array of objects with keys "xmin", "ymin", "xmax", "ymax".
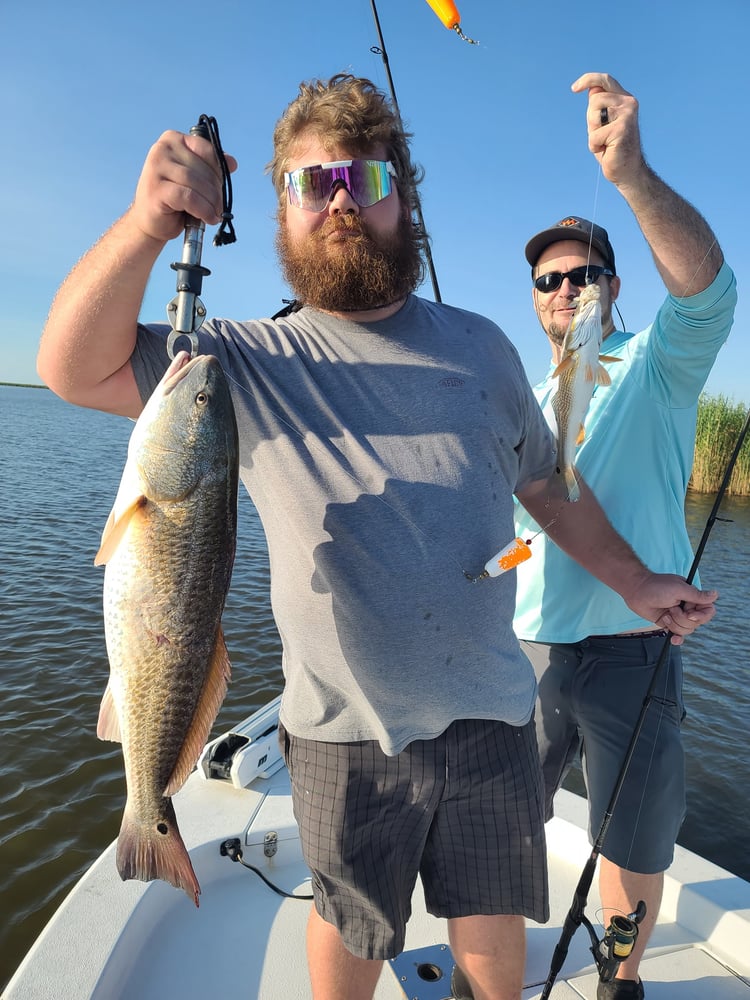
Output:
[{"xmin": 195, "ymin": 114, "xmax": 237, "ymax": 247}]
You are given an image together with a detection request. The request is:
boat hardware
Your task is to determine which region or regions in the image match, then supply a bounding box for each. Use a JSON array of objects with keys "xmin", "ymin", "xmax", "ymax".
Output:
[
  {"xmin": 389, "ymin": 943, "xmax": 454, "ymax": 999},
  {"xmin": 199, "ymin": 695, "xmax": 284, "ymax": 787},
  {"xmin": 263, "ymin": 832, "xmax": 278, "ymax": 858},
  {"xmin": 220, "ymin": 837, "xmax": 313, "ymax": 901}
]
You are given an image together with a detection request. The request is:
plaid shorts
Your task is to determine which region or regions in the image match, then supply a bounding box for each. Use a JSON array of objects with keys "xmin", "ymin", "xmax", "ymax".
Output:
[{"xmin": 279, "ymin": 717, "xmax": 549, "ymax": 960}]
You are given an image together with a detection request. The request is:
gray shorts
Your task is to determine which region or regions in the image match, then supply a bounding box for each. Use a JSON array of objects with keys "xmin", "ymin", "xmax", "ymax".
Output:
[
  {"xmin": 521, "ymin": 634, "xmax": 686, "ymax": 874},
  {"xmin": 279, "ymin": 717, "xmax": 549, "ymax": 960}
]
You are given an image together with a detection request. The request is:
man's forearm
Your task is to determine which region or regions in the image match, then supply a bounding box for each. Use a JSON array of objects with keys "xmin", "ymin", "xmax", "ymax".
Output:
[
  {"xmin": 616, "ymin": 165, "xmax": 723, "ymax": 296},
  {"xmin": 518, "ymin": 475, "xmax": 650, "ymax": 606}
]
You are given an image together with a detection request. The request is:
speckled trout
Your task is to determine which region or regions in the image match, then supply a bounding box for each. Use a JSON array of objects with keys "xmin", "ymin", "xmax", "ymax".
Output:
[
  {"xmin": 94, "ymin": 351, "xmax": 238, "ymax": 905},
  {"xmin": 550, "ymin": 283, "xmax": 618, "ymax": 501}
]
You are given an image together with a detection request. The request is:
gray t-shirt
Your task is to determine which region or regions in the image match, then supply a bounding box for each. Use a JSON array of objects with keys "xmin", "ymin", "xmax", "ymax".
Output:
[{"xmin": 133, "ymin": 294, "xmax": 556, "ymax": 754}]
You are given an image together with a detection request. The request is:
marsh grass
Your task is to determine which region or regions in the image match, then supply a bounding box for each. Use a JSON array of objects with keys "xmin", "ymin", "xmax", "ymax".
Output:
[{"xmin": 690, "ymin": 394, "xmax": 750, "ymax": 495}]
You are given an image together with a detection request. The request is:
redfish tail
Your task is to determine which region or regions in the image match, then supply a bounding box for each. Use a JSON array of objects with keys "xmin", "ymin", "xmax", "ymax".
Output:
[{"xmin": 116, "ymin": 799, "xmax": 201, "ymax": 907}]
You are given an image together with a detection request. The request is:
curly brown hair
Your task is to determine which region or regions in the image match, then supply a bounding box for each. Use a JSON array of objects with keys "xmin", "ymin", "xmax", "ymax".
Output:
[{"xmin": 268, "ymin": 73, "xmax": 424, "ymax": 221}]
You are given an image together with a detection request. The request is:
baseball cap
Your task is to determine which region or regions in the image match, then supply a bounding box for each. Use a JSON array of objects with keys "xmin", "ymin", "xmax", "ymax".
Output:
[{"xmin": 525, "ymin": 216, "xmax": 616, "ymax": 274}]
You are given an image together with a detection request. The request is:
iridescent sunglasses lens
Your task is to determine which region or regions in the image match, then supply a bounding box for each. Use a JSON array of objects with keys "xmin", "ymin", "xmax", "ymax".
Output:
[{"xmin": 284, "ymin": 159, "xmax": 396, "ymax": 213}]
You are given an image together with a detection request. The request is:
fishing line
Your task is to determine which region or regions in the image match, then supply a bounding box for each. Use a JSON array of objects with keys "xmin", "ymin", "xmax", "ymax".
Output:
[
  {"xmin": 585, "ymin": 164, "xmax": 604, "ymax": 270},
  {"xmin": 586, "ymin": 163, "xmax": 627, "ymax": 330}
]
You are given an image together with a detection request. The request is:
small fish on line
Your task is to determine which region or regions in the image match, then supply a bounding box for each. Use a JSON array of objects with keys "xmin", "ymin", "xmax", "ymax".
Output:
[
  {"xmin": 551, "ymin": 283, "xmax": 620, "ymax": 501},
  {"xmin": 94, "ymin": 350, "xmax": 239, "ymax": 906}
]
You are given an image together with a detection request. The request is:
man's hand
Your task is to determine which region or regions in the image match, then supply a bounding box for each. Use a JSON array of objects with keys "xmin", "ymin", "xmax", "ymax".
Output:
[
  {"xmin": 571, "ymin": 71, "xmax": 725, "ymax": 295},
  {"xmin": 130, "ymin": 130, "xmax": 238, "ymax": 245},
  {"xmin": 571, "ymin": 72, "xmax": 645, "ymax": 188},
  {"xmin": 624, "ymin": 572, "xmax": 718, "ymax": 645}
]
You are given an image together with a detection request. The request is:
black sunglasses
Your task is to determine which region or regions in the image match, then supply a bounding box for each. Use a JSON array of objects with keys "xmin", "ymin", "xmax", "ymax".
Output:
[{"xmin": 533, "ymin": 264, "xmax": 614, "ymax": 293}]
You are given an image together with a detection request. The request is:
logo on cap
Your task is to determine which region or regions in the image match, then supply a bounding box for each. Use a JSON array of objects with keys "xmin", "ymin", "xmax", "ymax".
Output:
[{"xmin": 558, "ymin": 217, "xmax": 582, "ymax": 228}]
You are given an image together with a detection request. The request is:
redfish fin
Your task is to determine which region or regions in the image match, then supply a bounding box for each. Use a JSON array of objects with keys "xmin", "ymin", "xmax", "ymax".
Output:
[
  {"xmin": 575, "ymin": 424, "xmax": 586, "ymax": 446},
  {"xmin": 551, "ymin": 356, "xmax": 575, "ymax": 379},
  {"xmin": 116, "ymin": 800, "xmax": 201, "ymax": 907},
  {"xmin": 96, "ymin": 682, "xmax": 122, "ymax": 742},
  {"xmin": 164, "ymin": 630, "xmax": 232, "ymax": 797},
  {"xmin": 94, "ymin": 495, "xmax": 147, "ymax": 566},
  {"xmin": 595, "ymin": 364, "xmax": 613, "ymax": 387},
  {"xmin": 599, "ymin": 354, "xmax": 621, "ymax": 364}
]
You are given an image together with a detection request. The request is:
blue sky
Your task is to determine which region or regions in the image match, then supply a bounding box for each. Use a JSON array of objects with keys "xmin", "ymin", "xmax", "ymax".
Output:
[{"xmin": 3, "ymin": 0, "xmax": 748, "ymax": 402}]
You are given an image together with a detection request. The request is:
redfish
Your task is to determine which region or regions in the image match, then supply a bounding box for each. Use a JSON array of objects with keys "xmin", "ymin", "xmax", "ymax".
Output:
[
  {"xmin": 551, "ymin": 283, "xmax": 618, "ymax": 501},
  {"xmin": 94, "ymin": 351, "xmax": 238, "ymax": 905}
]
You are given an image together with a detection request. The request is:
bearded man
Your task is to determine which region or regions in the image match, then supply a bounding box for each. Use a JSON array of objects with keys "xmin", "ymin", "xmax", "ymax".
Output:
[{"xmin": 37, "ymin": 74, "xmax": 717, "ymax": 1000}]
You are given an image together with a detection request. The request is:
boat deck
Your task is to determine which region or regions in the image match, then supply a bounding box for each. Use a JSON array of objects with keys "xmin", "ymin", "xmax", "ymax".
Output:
[{"xmin": 4, "ymin": 755, "xmax": 749, "ymax": 1000}]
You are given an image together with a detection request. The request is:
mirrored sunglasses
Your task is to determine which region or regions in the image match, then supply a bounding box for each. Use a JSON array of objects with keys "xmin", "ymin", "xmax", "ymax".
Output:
[
  {"xmin": 284, "ymin": 159, "xmax": 397, "ymax": 213},
  {"xmin": 533, "ymin": 264, "xmax": 614, "ymax": 293}
]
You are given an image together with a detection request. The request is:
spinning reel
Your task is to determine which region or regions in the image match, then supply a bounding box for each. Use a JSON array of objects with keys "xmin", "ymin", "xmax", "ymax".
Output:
[{"xmin": 583, "ymin": 900, "xmax": 647, "ymax": 983}]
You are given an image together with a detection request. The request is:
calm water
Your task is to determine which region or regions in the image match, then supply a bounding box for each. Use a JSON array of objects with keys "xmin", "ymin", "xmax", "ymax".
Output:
[{"xmin": 1, "ymin": 384, "xmax": 748, "ymax": 991}]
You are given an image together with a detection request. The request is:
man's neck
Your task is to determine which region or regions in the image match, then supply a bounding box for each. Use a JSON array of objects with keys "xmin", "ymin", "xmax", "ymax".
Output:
[{"xmin": 320, "ymin": 296, "xmax": 408, "ymax": 323}]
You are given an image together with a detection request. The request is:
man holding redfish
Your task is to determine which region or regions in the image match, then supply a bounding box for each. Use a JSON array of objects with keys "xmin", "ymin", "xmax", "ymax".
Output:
[{"xmin": 38, "ymin": 68, "xmax": 723, "ymax": 1000}]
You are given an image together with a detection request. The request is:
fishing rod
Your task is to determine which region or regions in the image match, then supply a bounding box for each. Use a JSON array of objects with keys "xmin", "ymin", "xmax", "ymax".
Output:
[
  {"xmin": 540, "ymin": 403, "xmax": 750, "ymax": 999},
  {"xmin": 368, "ymin": 0, "xmax": 443, "ymax": 303},
  {"xmin": 166, "ymin": 116, "xmax": 236, "ymax": 361}
]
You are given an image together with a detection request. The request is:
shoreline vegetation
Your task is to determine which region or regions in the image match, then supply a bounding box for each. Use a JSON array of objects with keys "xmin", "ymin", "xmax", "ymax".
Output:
[
  {"xmin": 3, "ymin": 383, "xmax": 748, "ymax": 495},
  {"xmin": 690, "ymin": 394, "xmax": 750, "ymax": 496}
]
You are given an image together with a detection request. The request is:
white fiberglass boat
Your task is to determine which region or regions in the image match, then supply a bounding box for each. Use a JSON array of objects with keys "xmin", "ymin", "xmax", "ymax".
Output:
[{"xmin": 4, "ymin": 697, "xmax": 750, "ymax": 999}]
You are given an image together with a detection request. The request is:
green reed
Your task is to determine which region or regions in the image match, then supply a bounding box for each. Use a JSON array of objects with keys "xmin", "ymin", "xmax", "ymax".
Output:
[{"xmin": 690, "ymin": 393, "xmax": 750, "ymax": 495}]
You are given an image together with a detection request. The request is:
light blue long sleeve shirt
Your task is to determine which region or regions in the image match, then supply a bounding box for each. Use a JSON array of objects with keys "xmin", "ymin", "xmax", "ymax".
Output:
[{"xmin": 513, "ymin": 261, "xmax": 737, "ymax": 643}]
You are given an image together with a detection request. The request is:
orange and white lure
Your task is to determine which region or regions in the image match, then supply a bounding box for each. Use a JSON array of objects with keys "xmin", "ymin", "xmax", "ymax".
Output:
[
  {"xmin": 482, "ymin": 536, "xmax": 533, "ymax": 577},
  {"xmin": 466, "ymin": 536, "xmax": 533, "ymax": 581}
]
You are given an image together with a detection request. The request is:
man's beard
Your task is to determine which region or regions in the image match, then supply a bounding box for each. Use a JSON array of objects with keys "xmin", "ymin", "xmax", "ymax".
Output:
[
  {"xmin": 547, "ymin": 322, "xmax": 567, "ymax": 348},
  {"xmin": 275, "ymin": 212, "xmax": 423, "ymax": 312}
]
